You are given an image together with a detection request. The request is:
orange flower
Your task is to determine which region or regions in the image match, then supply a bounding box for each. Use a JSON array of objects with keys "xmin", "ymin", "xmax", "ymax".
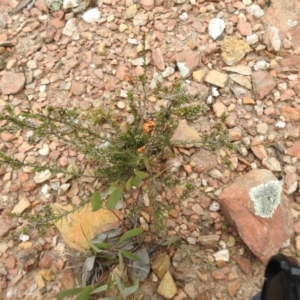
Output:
[
  {"xmin": 137, "ymin": 145, "xmax": 145, "ymax": 154},
  {"xmin": 142, "ymin": 120, "xmax": 155, "ymax": 134},
  {"xmin": 124, "ymin": 75, "xmax": 132, "ymax": 83}
]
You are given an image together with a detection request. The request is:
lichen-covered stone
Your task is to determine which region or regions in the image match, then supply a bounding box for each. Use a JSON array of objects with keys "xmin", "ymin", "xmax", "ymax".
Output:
[
  {"xmin": 218, "ymin": 169, "xmax": 293, "ymax": 264},
  {"xmin": 220, "ymin": 36, "xmax": 251, "ymax": 66}
]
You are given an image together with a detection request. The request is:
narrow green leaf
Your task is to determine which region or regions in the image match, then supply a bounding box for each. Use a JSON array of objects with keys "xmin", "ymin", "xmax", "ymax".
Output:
[
  {"xmin": 106, "ymin": 275, "xmax": 114, "ymax": 294},
  {"xmin": 119, "ymin": 251, "xmax": 124, "ymax": 274},
  {"xmin": 56, "ymin": 288, "xmax": 84, "ymax": 298},
  {"xmin": 133, "ymin": 175, "xmax": 142, "ymax": 187},
  {"xmin": 88, "ymin": 242, "xmax": 103, "ymax": 253},
  {"xmin": 153, "ymin": 168, "xmax": 167, "ymax": 179},
  {"xmin": 120, "ymin": 250, "xmax": 140, "ymax": 261},
  {"xmin": 75, "ymin": 286, "xmax": 93, "ymax": 300},
  {"xmin": 114, "ymin": 274, "xmax": 125, "ymax": 299},
  {"xmin": 91, "ymin": 192, "xmax": 102, "ymax": 212},
  {"xmin": 132, "ymin": 271, "xmax": 139, "ymax": 286},
  {"xmin": 99, "ymin": 298, "xmax": 119, "ymax": 300},
  {"xmin": 119, "ymin": 228, "xmax": 143, "ymax": 243},
  {"xmin": 90, "ymin": 284, "xmax": 108, "ymax": 294},
  {"xmin": 125, "ymin": 176, "xmax": 134, "ymax": 191},
  {"xmin": 143, "ymin": 158, "xmax": 150, "ymax": 171},
  {"xmin": 106, "ymin": 187, "xmax": 123, "ymax": 209},
  {"xmin": 92, "ymin": 242, "xmax": 112, "ymax": 249}
]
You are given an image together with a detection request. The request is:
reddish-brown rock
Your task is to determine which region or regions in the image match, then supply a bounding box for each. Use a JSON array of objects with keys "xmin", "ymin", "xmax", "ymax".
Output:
[
  {"xmin": 287, "ymin": 141, "xmax": 300, "ymax": 158},
  {"xmin": 5, "ymin": 256, "xmax": 16, "ymax": 269},
  {"xmin": 279, "ymin": 55, "xmax": 300, "ymax": 69},
  {"xmin": 235, "ymin": 257, "xmax": 252, "ymax": 274},
  {"xmin": 0, "ymin": 215, "xmax": 15, "ymax": 237},
  {"xmin": 191, "ymin": 149, "xmax": 217, "ymax": 173},
  {"xmin": 38, "ymin": 254, "xmax": 52, "ymax": 269},
  {"xmin": 22, "ymin": 180, "xmax": 37, "ymax": 192},
  {"xmin": 228, "ymin": 280, "xmax": 240, "ymax": 297},
  {"xmin": 140, "ymin": 0, "xmax": 154, "ymax": 10},
  {"xmin": 175, "ymin": 51, "xmax": 200, "ymax": 78},
  {"xmin": 218, "ymin": 169, "xmax": 293, "ymax": 264},
  {"xmin": 279, "ymin": 106, "xmax": 300, "ymax": 121},
  {"xmin": 280, "ymin": 89, "xmax": 295, "ymax": 101},
  {"xmin": 71, "ymin": 82, "xmax": 86, "ymax": 96},
  {"xmin": 237, "ymin": 20, "xmax": 252, "ymax": 36},
  {"xmin": 0, "ymin": 72, "xmax": 25, "ymax": 95},
  {"xmin": 252, "ymin": 71, "xmax": 276, "ymax": 100},
  {"xmin": 35, "ymin": 0, "xmax": 48, "ymax": 12},
  {"xmin": 212, "ymin": 270, "xmax": 225, "ymax": 280},
  {"xmin": 250, "ymin": 138, "xmax": 268, "ymax": 160},
  {"xmin": 152, "ymin": 48, "xmax": 165, "ymax": 71}
]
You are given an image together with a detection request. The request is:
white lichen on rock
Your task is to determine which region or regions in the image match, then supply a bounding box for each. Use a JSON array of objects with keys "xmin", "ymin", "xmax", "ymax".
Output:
[
  {"xmin": 46, "ymin": 0, "xmax": 64, "ymax": 11},
  {"xmin": 249, "ymin": 180, "xmax": 282, "ymax": 218}
]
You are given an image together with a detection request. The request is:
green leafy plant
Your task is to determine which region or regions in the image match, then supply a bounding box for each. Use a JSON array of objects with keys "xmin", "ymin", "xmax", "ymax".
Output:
[
  {"xmin": 55, "ymin": 228, "xmax": 143, "ymax": 300},
  {"xmin": 0, "ymin": 33, "xmax": 238, "ymax": 300}
]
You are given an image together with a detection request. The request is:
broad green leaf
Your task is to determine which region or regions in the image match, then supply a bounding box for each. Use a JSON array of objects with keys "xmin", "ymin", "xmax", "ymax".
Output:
[
  {"xmin": 107, "ymin": 182, "xmax": 118, "ymax": 194},
  {"xmin": 56, "ymin": 288, "xmax": 84, "ymax": 298},
  {"xmin": 114, "ymin": 274, "xmax": 125, "ymax": 299},
  {"xmin": 120, "ymin": 250, "xmax": 140, "ymax": 261},
  {"xmin": 91, "ymin": 192, "xmax": 102, "ymax": 212},
  {"xmin": 90, "ymin": 284, "xmax": 108, "ymax": 294},
  {"xmin": 107, "ymin": 187, "xmax": 123, "ymax": 209},
  {"xmin": 125, "ymin": 285, "xmax": 139, "ymax": 297},
  {"xmin": 119, "ymin": 228, "xmax": 143, "ymax": 243},
  {"xmin": 92, "ymin": 242, "xmax": 112, "ymax": 249},
  {"xmin": 75, "ymin": 286, "xmax": 93, "ymax": 300},
  {"xmin": 132, "ymin": 271, "xmax": 139, "ymax": 286},
  {"xmin": 143, "ymin": 158, "xmax": 150, "ymax": 171},
  {"xmin": 133, "ymin": 175, "xmax": 142, "ymax": 187},
  {"xmin": 134, "ymin": 171, "xmax": 149, "ymax": 179},
  {"xmin": 125, "ymin": 176, "xmax": 134, "ymax": 191}
]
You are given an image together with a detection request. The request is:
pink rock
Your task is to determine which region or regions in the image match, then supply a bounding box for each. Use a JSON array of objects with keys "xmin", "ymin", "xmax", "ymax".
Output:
[
  {"xmin": 252, "ymin": 71, "xmax": 276, "ymax": 100},
  {"xmin": 237, "ymin": 20, "xmax": 252, "ymax": 36},
  {"xmin": 287, "ymin": 141, "xmax": 300, "ymax": 158},
  {"xmin": 22, "ymin": 180, "xmax": 37, "ymax": 192},
  {"xmin": 35, "ymin": 0, "xmax": 48, "ymax": 12},
  {"xmin": 218, "ymin": 169, "xmax": 293, "ymax": 264},
  {"xmin": 71, "ymin": 82, "xmax": 86, "ymax": 96},
  {"xmin": 0, "ymin": 215, "xmax": 15, "ymax": 237},
  {"xmin": 235, "ymin": 257, "xmax": 252, "ymax": 275},
  {"xmin": 140, "ymin": 0, "xmax": 154, "ymax": 10},
  {"xmin": 204, "ymin": 42, "xmax": 218, "ymax": 55},
  {"xmin": 116, "ymin": 65, "xmax": 128, "ymax": 80},
  {"xmin": 0, "ymin": 72, "xmax": 25, "ymax": 95},
  {"xmin": 5, "ymin": 256, "xmax": 16, "ymax": 269},
  {"xmin": 251, "ymin": 139, "xmax": 269, "ymax": 160},
  {"xmin": 279, "ymin": 106, "xmax": 300, "ymax": 121},
  {"xmin": 191, "ymin": 149, "xmax": 217, "ymax": 173},
  {"xmin": 64, "ymin": 59, "xmax": 79, "ymax": 75},
  {"xmin": 280, "ymin": 89, "xmax": 295, "ymax": 101},
  {"xmin": 50, "ymin": 18, "xmax": 65, "ymax": 29},
  {"xmin": 152, "ymin": 48, "xmax": 165, "ymax": 71},
  {"xmin": 198, "ymin": 193, "xmax": 212, "ymax": 209},
  {"xmin": 280, "ymin": 55, "xmax": 300, "ymax": 68},
  {"xmin": 212, "ymin": 270, "xmax": 226, "ymax": 280},
  {"xmin": 175, "ymin": 51, "xmax": 200, "ymax": 78},
  {"xmin": 228, "ymin": 281, "xmax": 240, "ymax": 297}
]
